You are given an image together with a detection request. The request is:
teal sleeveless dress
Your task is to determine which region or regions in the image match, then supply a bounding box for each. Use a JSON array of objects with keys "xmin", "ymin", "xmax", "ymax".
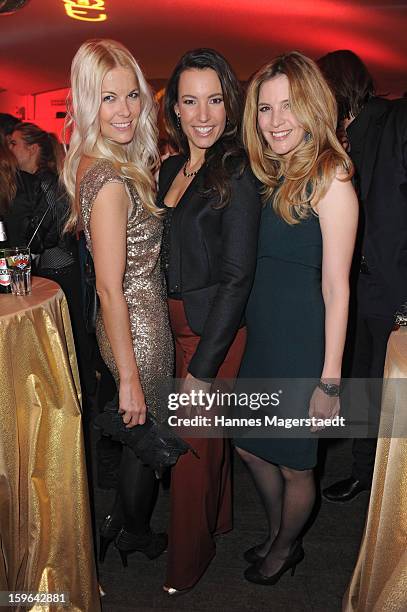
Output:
[{"xmin": 235, "ymin": 195, "xmax": 324, "ymax": 469}]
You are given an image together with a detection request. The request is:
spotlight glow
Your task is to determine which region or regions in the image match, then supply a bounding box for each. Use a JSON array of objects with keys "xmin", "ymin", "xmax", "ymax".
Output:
[{"xmin": 62, "ymin": 0, "xmax": 107, "ymax": 22}]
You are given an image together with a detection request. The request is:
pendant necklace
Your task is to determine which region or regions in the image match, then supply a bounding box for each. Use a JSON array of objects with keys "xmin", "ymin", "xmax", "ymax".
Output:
[{"xmin": 183, "ymin": 158, "xmax": 202, "ymax": 178}]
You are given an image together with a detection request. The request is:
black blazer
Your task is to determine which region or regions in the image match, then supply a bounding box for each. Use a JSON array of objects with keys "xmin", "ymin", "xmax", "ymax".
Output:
[
  {"xmin": 348, "ymin": 97, "xmax": 407, "ymax": 319},
  {"xmin": 158, "ymin": 154, "xmax": 262, "ymax": 379}
]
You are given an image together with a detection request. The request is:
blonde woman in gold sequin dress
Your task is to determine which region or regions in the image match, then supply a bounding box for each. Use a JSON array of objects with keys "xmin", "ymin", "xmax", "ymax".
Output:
[{"xmin": 64, "ymin": 39, "xmax": 173, "ymax": 566}]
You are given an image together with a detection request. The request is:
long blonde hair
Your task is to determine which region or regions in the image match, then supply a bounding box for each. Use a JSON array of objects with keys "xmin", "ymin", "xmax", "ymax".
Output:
[
  {"xmin": 64, "ymin": 39, "xmax": 160, "ymax": 231},
  {"xmin": 243, "ymin": 51, "xmax": 353, "ymax": 224}
]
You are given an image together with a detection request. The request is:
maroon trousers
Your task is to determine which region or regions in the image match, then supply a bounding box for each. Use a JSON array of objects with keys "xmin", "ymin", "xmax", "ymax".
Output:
[{"xmin": 166, "ymin": 299, "xmax": 246, "ymax": 590}]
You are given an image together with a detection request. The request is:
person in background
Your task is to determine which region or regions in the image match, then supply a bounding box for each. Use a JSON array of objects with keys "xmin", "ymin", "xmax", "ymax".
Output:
[
  {"xmin": 159, "ymin": 48, "xmax": 261, "ymax": 594},
  {"xmin": 234, "ymin": 51, "xmax": 358, "ymax": 584},
  {"xmin": 318, "ymin": 50, "xmax": 407, "ymax": 503},
  {"xmin": 0, "ymin": 113, "xmax": 19, "ymax": 141},
  {"xmin": 63, "ymin": 38, "xmax": 173, "ymax": 566},
  {"xmin": 0, "ymin": 126, "xmax": 44, "ymax": 250},
  {"xmin": 8, "ymin": 122, "xmax": 68, "ymax": 256},
  {"xmin": 9, "ymin": 122, "xmax": 64, "ymax": 176}
]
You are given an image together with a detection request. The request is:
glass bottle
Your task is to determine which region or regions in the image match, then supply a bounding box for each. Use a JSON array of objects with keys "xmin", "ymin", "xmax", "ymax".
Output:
[{"xmin": 0, "ymin": 217, "xmax": 11, "ymax": 293}]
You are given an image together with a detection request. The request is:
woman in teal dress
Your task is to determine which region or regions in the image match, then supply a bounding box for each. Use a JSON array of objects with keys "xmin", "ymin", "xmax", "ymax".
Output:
[{"xmin": 235, "ymin": 52, "xmax": 358, "ymax": 585}]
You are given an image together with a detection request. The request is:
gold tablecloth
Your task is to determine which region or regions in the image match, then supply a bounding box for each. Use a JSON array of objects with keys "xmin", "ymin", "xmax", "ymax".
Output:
[
  {"xmin": 0, "ymin": 277, "xmax": 100, "ymax": 611},
  {"xmin": 343, "ymin": 327, "xmax": 407, "ymax": 611}
]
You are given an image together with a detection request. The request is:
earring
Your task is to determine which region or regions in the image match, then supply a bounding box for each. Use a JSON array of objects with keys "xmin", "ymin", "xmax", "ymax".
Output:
[
  {"xmin": 176, "ymin": 113, "xmax": 181, "ymax": 130},
  {"xmin": 304, "ymin": 131, "xmax": 312, "ymax": 143}
]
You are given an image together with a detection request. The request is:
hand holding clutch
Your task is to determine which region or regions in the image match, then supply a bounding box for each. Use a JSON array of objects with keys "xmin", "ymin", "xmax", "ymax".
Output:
[{"xmin": 94, "ymin": 394, "xmax": 196, "ymax": 477}]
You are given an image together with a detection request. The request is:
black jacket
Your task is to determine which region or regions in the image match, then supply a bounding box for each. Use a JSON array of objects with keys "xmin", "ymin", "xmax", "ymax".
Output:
[
  {"xmin": 158, "ymin": 154, "xmax": 262, "ymax": 379},
  {"xmin": 347, "ymin": 97, "xmax": 407, "ymax": 319},
  {"xmin": 3, "ymin": 170, "xmax": 42, "ymax": 246},
  {"xmin": 4, "ymin": 170, "xmax": 71, "ymax": 251}
]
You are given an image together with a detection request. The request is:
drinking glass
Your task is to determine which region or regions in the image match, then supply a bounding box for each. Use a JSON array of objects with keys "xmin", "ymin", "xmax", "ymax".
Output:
[{"xmin": 4, "ymin": 247, "xmax": 31, "ymax": 295}]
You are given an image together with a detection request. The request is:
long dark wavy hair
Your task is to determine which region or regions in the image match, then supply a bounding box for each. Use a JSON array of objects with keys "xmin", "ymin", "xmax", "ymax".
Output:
[
  {"xmin": 317, "ymin": 50, "xmax": 375, "ymax": 123},
  {"xmin": 164, "ymin": 48, "xmax": 245, "ymax": 208}
]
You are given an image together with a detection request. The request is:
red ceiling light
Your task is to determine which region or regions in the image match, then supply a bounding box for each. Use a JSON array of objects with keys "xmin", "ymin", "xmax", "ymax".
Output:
[{"xmin": 62, "ymin": 0, "xmax": 107, "ymax": 22}]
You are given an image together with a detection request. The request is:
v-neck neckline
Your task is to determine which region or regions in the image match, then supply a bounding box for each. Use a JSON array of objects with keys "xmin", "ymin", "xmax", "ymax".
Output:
[{"xmin": 161, "ymin": 155, "xmax": 204, "ymax": 210}]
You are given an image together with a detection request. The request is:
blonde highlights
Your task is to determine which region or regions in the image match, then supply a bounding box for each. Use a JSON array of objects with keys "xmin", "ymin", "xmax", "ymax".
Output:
[
  {"xmin": 243, "ymin": 51, "xmax": 353, "ymax": 223},
  {"xmin": 64, "ymin": 39, "xmax": 160, "ymax": 232}
]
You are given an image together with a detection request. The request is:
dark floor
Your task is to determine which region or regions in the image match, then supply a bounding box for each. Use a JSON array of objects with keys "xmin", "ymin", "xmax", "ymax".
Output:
[{"xmin": 91, "ymin": 436, "xmax": 369, "ymax": 612}]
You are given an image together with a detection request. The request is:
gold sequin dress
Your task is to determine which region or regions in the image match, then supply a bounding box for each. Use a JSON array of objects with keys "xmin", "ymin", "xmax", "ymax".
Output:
[{"xmin": 80, "ymin": 158, "xmax": 173, "ymax": 421}]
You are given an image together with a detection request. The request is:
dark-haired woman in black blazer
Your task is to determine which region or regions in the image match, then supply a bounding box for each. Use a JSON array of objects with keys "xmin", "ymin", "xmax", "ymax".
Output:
[{"xmin": 159, "ymin": 48, "xmax": 261, "ymax": 594}]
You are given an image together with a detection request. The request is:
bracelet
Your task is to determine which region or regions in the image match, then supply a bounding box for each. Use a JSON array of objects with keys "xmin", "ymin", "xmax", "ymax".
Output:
[{"xmin": 317, "ymin": 380, "xmax": 340, "ymax": 397}]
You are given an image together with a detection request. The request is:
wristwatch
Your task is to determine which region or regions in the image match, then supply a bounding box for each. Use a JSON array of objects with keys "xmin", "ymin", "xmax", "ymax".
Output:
[
  {"xmin": 394, "ymin": 301, "xmax": 407, "ymax": 326},
  {"xmin": 317, "ymin": 380, "xmax": 340, "ymax": 397}
]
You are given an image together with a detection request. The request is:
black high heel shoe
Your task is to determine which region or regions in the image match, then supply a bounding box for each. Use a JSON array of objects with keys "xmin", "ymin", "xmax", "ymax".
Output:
[
  {"xmin": 244, "ymin": 542, "xmax": 304, "ymax": 585},
  {"xmin": 115, "ymin": 528, "xmax": 168, "ymax": 567},
  {"xmin": 99, "ymin": 514, "xmax": 122, "ymax": 563}
]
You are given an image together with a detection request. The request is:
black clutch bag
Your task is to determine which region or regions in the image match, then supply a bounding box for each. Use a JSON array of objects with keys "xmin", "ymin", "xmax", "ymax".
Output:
[{"xmin": 94, "ymin": 394, "xmax": 195, "ymax": 476}]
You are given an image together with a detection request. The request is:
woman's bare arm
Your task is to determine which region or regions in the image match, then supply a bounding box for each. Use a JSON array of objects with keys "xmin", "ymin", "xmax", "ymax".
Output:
[
  {"xmin": 90, "ymin": 180, "xmax": 146, "ymax": 427},
  {"xmin": 318, "ymin": 174, "xmax": 358, "ymax": 381},
  {"xmin": 309, "ymin": 174, "xmax": 358, "ymax": 427}
]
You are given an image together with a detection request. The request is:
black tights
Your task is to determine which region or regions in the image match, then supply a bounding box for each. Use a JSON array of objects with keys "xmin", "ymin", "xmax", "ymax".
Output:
[
  {"xmin": 110, "ymin": 446, "xmax": 158, "ymax": 535},
  {"xmin": 237, "ymin": 447, "xmax": 315, "ymax": 575}
]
